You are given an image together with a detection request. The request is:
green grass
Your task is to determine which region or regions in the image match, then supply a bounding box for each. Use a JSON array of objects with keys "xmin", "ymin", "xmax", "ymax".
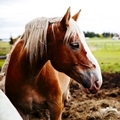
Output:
[
  {"xmin": 0, "ymin": 41, "xmax": 11, "ymax": 55},
  {"xmin": 0, "ymin": 41, "xmax": 10, "ymax": 47},
  {"xmin": 0, "ymin": 41, "xmax": 10, "ymax": 70},
  {"xmin": 0, "ymin": 60, "xmax": 4, "ymax": 69},
  {"xmin": 92, "ymin": 50, "xmax": 120, "ymax": 73},
  {"xmin": 87, "ymin": 38, "xmax": 120, "ymax": 73}
]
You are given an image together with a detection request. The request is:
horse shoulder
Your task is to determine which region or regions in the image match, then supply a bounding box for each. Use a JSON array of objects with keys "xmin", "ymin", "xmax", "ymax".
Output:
[
  {"xmin": 36, "ymin": 61, "xmax": 62, "ymax": 99},
  {"xmin": 58, "ymin": 72, "xmax": 70, "ymax": 94}
]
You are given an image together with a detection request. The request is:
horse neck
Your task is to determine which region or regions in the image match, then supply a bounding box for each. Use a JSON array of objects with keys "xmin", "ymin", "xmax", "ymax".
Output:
[
  {"xmin": 14, "ymin": 40, "xmax": 48, "ymax": 77},
  {"xmin": 22, "ymin": 51, "xmax": 48, "ymax": 76}
]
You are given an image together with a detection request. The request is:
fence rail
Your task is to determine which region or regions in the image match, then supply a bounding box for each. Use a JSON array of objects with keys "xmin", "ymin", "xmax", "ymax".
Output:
[
  {"xmin": 87, "ymin": 40, "xmax": 120, "ymax": 51},
  {"xmin": 0, "ymin": 56, "xmax": 6, "ymax": 60}
]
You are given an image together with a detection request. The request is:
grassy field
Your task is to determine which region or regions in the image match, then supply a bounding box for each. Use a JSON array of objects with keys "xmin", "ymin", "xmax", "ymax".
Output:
[
  {"xmin": 0, "ymin": 41, "xmax": 11, "ymax": 67},
  {"xmin": 0, "ymin": 42, "xmax": 11, "ymax": 55},
  {"xmin": 87, "ymin": 38, "xmax": 120, "ymax": 73},
  {"xmin": 0, "ymin": 38, "xmax": 120, "ymax": 73}
]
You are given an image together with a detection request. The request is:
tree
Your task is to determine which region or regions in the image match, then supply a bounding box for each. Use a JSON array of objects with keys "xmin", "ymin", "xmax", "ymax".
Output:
[{"xmin": 9, "ymin": 36, "xmax": 14, "ymax": 45}]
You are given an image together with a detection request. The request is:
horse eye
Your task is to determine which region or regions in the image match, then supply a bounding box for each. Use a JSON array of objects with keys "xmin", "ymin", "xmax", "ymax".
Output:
[{"xmin": 70, "ymin": 42, "xmax": 79, "ymax": 49}]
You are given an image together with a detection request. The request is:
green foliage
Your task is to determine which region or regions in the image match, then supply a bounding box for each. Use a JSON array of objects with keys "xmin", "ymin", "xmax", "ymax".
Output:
[
  {"xmin": 102, "ymin": 32, "xmax": 113, "ymax": 38},
  {"xmin": 9, "ymin": 36, "xmax": 14, "ymax": 45},
  {"xmin": 84, "ymin": 31, "xmax": 99, "ymax": 38},
  {"xmin": 84, "ymin": 31, "xmax": 113, "ymax": 38}
]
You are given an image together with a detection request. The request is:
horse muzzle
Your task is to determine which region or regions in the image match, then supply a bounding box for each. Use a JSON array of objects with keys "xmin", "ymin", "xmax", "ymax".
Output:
[{"xmin": 82, "ymin": 73, "xmax": 102, "ymax": 94}]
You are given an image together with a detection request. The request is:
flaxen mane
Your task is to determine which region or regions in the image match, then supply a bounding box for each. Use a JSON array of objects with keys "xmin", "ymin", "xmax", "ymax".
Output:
[
  {"xmin": 24, "ymin": 17, "xmax": 48, "ymax": 61},
  {"xmin": 23, "ymin": 17, "xmax": 84, "ymax": 64},
  {"xmin": 1, "ymin": 17, "xmax": 85, "ymax": 73}
]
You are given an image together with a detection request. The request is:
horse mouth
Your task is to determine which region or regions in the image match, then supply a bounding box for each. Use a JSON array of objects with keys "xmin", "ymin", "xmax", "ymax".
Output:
[
  {"xmin": 82, "ymin": 74, "xmax": 101, "ymax": 94},
  {"xmin": 82, "ymin": 87, "xmax": 98, "ymax": 94},
  {"xmin": 66, "ymin": 68, "xmax": 102, "ymax": 94}
]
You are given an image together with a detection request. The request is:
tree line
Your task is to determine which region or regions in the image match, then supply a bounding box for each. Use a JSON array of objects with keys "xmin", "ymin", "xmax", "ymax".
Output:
[{"xmin": 84, "ymin": 31, "xmax": 114, "ymax": 38}]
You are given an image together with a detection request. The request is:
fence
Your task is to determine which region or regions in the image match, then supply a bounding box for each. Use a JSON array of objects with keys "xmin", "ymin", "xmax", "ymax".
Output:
[{"xmin": 87, "ymin": 40, "xmax": 120, "ymax": 51}]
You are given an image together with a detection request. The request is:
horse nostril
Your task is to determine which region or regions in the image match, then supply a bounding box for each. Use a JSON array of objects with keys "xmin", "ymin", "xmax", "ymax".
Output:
[{"xmin": 95, "ymin": 80, "xmax": 99, "ymax": 88}]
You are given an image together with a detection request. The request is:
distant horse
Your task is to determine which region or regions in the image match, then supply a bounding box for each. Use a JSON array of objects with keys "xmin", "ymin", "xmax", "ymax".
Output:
[{"xmin": 5, "ymin": 7, "xmax": 102, "ymax": 120}]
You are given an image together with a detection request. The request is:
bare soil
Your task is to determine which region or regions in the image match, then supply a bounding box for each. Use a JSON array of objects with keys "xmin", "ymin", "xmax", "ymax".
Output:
[{"xmin": 62, "ymin": 72, "xmax": 120, "ymax": 120}]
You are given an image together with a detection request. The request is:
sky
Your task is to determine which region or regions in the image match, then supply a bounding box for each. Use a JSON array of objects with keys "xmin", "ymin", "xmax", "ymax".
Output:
[{"xmin": 0, "ymin": 0, "xmax": 120, "ymax": 39}]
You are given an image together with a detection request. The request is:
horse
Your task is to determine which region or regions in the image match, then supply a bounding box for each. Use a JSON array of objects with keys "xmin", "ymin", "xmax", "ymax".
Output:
[{"xmin": 4, "ymin": 7, "xmax": 102, "ymax": 120}]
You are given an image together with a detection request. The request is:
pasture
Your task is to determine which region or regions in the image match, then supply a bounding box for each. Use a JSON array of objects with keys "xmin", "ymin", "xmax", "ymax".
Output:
[
  {"xmin": 0, "ymin": 41, "xmax": 10, "ymax": 55},
  {"xmin": 0, "ymin": 42, "xmax": 10, "ymax": 67},
  {"xmin": 87, "ymin": 38, "xmax": 120, "ymax": 73}
]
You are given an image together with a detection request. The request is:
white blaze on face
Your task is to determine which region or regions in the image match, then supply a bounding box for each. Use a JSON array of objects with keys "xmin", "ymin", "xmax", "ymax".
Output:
[
  {"xmin": 65, "ymin": 19, "xmax": 102, "ymax": 86},
  {"xmin": 79, "ymin": 29, "xmax": 102, "ymax": 85}
]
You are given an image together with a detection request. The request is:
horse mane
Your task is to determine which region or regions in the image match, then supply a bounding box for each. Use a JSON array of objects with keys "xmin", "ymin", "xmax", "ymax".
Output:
[
  {"xmin": 23, "ymin": 17, "xmax": 61, "ymax": 63},
  {"xmin": 23, "ymin": 17, "xmax": 84, "ymax": 64},
  {"xmin": 64, "ymin": 19, "xmax": 84, "ymax": 42},
  {"xmin": 23, "ymin": 17, "xmax": 48, "ymax": 63}
]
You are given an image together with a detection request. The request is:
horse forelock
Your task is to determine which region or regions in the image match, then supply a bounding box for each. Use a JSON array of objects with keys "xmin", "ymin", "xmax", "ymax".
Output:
[
  {"xmin": 64, "ymin": 19, "xmax": 97, "ymax": 62},
  {"xmin": 64, "ymin": 19, "xmax": 85, "ymax": 43},
  {"xmin": 50, "ymin": 18, "xmax": 85, "ymax": 43}
]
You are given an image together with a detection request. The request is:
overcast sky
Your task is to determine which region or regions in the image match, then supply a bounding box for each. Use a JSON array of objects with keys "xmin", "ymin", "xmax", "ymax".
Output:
[{"xmin": 0, "ymin": 0, "xmax": 120, "ymax": 39}]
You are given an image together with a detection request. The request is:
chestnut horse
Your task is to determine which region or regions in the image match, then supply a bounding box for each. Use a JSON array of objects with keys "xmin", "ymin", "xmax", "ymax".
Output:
[
  {"xmin": 1, "ymin": 57, "xmax": 70, "ymax": 119},
  {"xmin": 5, "ymin": 7, "xmax": 102, "ymax": 120}
]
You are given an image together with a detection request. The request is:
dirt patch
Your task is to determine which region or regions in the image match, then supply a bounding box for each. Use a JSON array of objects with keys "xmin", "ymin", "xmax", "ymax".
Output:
[{"xmin": 62, "ymin": 72, "xmax": 120, "ymax": 120}]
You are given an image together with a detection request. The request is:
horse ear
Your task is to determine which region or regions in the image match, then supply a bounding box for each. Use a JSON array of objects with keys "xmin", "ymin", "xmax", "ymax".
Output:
[
  {"xmin": 60, "ymin": 7, "xmax": 71, "ymax": 29},
  {"xmin": 72, "ymin": 9, "xmax": 81, "ymax": 21}
]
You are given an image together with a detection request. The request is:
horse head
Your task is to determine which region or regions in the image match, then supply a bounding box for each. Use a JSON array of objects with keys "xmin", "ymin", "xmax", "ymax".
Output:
[{"xmin": 47, "ymin": 7, "xmax": 102, "ymax": 94}]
